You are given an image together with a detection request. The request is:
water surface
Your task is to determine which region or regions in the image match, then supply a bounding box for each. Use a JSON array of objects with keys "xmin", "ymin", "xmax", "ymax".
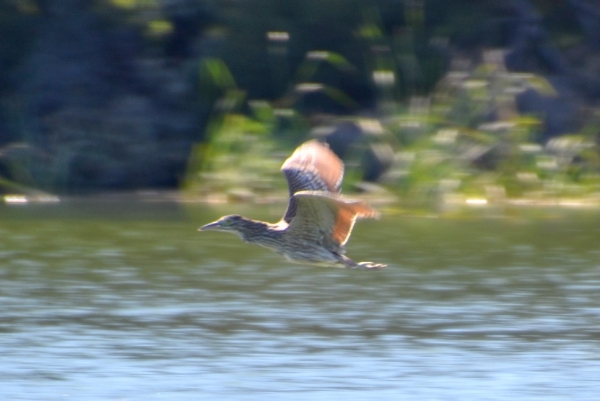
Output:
[{"xmin": 2, "ymin": 200, "xmax": 600, "ymax": 400}]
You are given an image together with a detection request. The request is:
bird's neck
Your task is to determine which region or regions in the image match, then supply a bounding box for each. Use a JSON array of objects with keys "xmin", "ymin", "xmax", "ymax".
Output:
[{"xmin": 237, "ymin": 218, "xmax": 283, "ymax": 245}]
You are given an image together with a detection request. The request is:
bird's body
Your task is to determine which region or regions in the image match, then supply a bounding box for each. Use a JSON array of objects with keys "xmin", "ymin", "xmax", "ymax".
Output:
[
  {"xmin": 211, "ymin": 214, "xmax": 345, "ymax": 266},
  {"xmin": 200, "ymin": 140, "xmax": 386, "ymax": 269}
]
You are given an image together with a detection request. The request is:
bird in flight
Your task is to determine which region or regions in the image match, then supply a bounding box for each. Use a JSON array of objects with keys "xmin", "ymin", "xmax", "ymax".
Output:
[{"xmin": 200, "ymin": 140, "xmax": 386, "ymax": 268}]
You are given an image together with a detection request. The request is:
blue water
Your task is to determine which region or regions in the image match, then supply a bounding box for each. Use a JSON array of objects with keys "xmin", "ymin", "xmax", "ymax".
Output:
[{"xmin": 2, "ymin": 201, "xmax": 600, "ymax": 400}]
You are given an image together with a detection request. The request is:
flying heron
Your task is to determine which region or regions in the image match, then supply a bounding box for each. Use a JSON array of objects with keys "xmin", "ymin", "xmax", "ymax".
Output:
[{"xmin": 199, "ymin": 140, "xmax": 386, "ymax": 268}]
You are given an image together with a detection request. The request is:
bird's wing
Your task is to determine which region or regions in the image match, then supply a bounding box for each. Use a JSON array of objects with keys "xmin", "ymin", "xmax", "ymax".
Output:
[
  {"xmin": 280, "ymin": 140, "xmax": 344, "ymax": 223},
  {"xmin": 286, "ymin": 191, "xmax": 379, "ymax": 248}
]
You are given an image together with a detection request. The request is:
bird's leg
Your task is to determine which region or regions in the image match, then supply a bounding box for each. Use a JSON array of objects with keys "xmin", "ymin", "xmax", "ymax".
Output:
[{"xmin": 336, "ymin": 254, "xmax": 386, "ymax": 269}]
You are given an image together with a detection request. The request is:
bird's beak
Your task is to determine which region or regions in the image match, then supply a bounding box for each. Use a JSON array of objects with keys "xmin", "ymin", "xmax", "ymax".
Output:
[{"xmin": 198, "ymin": 221, "xmax": 222, "ymax": 231}]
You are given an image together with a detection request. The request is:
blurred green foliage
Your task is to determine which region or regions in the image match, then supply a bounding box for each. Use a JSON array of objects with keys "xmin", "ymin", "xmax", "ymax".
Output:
[
  {"xmin": 185, "ymin": 49, "xmax": 600, "ymax": 209},
  {"xmin": 0, "ymin": 0, "xmax": 598, "ymax": 210},
  {"xmin": 182, "ymin": 59, "xmax": 282, "ymax": 202}
]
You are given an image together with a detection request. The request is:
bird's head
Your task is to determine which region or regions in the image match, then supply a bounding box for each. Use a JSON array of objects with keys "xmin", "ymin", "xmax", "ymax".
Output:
[{"xmin": 198, "ymin": 215, "xmax": 247, "ymax": 233}]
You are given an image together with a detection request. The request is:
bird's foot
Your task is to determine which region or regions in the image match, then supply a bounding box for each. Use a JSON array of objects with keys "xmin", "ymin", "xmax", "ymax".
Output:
[
  {"xmin": 356, "ymin": 261, "xmax": 387, "ymax": 269},
  {"xmin": 335, "ymin": 254, "xmax": 386, "ymax": 269}
]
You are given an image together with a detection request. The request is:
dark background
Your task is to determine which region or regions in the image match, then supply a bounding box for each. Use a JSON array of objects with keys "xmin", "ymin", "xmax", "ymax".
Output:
[{"xmin": 1, "ymin": 0, "xmax": 599, "ymax": 193}]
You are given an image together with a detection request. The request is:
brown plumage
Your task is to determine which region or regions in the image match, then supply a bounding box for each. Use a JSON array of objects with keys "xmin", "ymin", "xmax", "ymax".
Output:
[{"xmin": 199, "ymin": 140, "xmax": 386, "ymax": 268}]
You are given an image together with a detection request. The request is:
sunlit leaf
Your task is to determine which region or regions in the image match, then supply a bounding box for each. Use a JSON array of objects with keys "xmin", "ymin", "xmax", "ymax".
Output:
[
  {"xmin": 358, "ymin": 23, "xmax": 383, "ymax": 39},
  {"xmin": 147, "ymin": 20, "xmax": 173, "ymax": 36},
  {"xmin": 295, "ymin": 51, "xmax": 356, "ymax": 82},
  {"xmin": 523, "ymin": 76, "xmax": 558, "ymax": 96},
  {"xmin": 200, "ymin": 58, "xmax": 238, "ymax": 91}
]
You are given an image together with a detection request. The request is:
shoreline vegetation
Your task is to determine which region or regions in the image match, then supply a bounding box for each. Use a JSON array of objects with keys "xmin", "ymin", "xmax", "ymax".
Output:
[
  {"xmin": 1, "ymin": 2, "xmax": 599, "ymax": 209},
  {"xmin": 3, "ymin": 190, "xmax": 599, "ymax": 218}
]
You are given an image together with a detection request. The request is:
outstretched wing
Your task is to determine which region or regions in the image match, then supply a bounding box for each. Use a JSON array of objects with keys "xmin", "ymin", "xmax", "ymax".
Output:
[
  {"xmin": 286, "ymin": 190, "xmax": 379, "ymax": 248},
  {"xmin": 280, "ymin": 140, "xmax": 344, "ymax": 223}
]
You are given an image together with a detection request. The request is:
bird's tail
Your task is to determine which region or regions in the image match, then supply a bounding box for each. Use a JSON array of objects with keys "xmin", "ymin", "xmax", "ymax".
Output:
[{"xmin": 347, "ymin": 200, "xmax": 380, "ymax": 220}]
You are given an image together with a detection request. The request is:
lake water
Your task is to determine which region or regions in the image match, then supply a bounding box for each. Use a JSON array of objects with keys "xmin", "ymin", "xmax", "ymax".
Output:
[{"xmin": 2, "ymin": 198, "xmax": 600, "ymax": 400}]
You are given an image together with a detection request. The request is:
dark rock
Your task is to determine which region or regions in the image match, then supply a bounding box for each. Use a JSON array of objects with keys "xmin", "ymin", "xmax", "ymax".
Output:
[
  {"xmin": 317, "ymin": 120, "xmax": 393, "ymax": 182},
  {"xmin": 516, "ymin": 84, "xmax": 579, "ymax": 140}
]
